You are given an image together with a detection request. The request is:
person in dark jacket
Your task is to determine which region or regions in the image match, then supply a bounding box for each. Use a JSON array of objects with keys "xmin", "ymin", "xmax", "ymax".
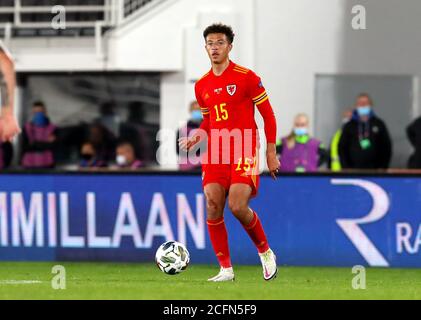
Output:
[
  {"xmin": 86, "ymin": 122, "xmax": 116, "ymax": 163},
  {"xmin": 79, "ymin": 141, "xmax": 107, "ymax": 169},
  {"xmin": 119, "ymin": 101, "xmax": 153, "ymax": 164},
  {"xmin": 21, "ymin": 101, "xmax": 57, "ymax": 169},
  {"xmin": 0, "ymin": 140, "xmax": 13, "ymax": 169},
  {"xmin": 406, "ymin": 117, "xmax": 421, "ymax": 168},
  {"xmin": 338, "ymin": 93, "xmax": 392, "ymax": 170}
]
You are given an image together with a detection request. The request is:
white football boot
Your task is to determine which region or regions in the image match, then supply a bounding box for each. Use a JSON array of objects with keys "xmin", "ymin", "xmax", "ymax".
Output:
[
  {"xmin": 259, "ymin": 249, "xmax": 278, "ymax": 281},
  {"xmin": 207, "ymin": 267, "xmax": 235, "ymax": 282}
]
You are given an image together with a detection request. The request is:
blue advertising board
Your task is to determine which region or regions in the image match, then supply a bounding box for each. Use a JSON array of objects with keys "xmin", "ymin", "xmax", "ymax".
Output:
[{"xmin": 0, "ymin": 173, "xmax": 419, "ymax": 267}]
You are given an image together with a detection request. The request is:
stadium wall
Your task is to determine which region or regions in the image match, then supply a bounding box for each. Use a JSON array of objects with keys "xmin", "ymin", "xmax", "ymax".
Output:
[{"xmin": 0, "ymin": 172, "xmax": 419, "ymax": 267}]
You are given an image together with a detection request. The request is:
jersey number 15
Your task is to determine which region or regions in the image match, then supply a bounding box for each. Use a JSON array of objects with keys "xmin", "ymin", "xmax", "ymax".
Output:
[{"xmin": 214, "ymin": 103, "xmax": 229, "ymax": 122}]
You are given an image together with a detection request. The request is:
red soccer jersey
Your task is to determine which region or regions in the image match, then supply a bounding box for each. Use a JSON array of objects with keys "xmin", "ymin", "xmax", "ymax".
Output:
[{"xmin": 195, "ymin": 61, "xmax": 276, "ymax": 164}]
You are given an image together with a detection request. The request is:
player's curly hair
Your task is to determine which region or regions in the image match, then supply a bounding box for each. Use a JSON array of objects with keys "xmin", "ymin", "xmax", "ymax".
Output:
[{"xmin": 203, "ymin": 23, "xmax": 235, "ymax": 44}]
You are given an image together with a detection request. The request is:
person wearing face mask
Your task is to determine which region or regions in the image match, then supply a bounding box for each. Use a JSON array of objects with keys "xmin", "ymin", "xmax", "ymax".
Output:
[
  {"xmin": 330, "ymin": 109, "xmax": 353, "ymax": 172},
  {"xmin": 21, "ymin": 101, "xmax": 57, "ymax": 169},
  {"xmin": 176, "ymin": 101, "xmax": 204, "ymax": 171},
  {"xmin": 79, "ymin": 141, "xmax": 107, "ymax": 169},
  {"xmin": 338, "ymin": 93, "xmax": 392, "ymax": 170},
  {"xmin": 115, "ymin": 141, "xmax": 143, "ymax": 170},
  {"xmin": 276, "ymin": 113, "xmax": 328, "ymax": 172}
]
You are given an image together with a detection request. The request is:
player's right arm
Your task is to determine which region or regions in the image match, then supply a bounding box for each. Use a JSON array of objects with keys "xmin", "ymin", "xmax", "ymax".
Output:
[{"xmin": 179, "ymin": 82, "xmax": 210, "ymax": 152}]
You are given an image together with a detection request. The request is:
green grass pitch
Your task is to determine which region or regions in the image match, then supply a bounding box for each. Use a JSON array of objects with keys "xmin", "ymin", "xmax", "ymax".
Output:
[{"xmin": 0, "ymin": 262, "xmax": 420, "ymax": 300}]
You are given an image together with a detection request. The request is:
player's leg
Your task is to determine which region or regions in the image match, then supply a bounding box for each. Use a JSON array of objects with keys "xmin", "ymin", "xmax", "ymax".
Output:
[
  {"xmin": 202, "ymin": 161, "xmax": 235, "ymax": 281},
  {"xmin": 205, "ymin": 183, "xmax": 230, "ymax": 264},
  {"xmin": 204, "ymin": 183, "xmax": 234, "ymax": 281},
  {"xmin": 228, "ymin": 182, "xmax": 278, "ymax": 281},
  {"xmin": 229, "ymin": 154, "xmax": 270, "ymax": 252},
  {"xmin": 228, "ymin": 184, "xmax": 270, "ymax": 253}
]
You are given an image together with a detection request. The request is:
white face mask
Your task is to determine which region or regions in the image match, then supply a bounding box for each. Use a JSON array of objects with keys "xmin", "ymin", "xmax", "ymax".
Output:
[{"xmin": 116, "ymin": 155, "xmax": 127, "ymax": 166}]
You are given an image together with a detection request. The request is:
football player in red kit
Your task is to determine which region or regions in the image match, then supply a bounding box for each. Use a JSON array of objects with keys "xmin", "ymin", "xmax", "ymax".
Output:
[{"xmin": 179, "ymin": 24, "xmax": 280, "ymax": 281}]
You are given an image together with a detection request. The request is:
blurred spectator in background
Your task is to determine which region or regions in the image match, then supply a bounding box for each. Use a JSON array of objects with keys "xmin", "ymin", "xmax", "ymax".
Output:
[
  {"xmin": 277, "ymin": 113, "xmax": 328, "ymax": 172},
  {"xmin": 87, "ymin": 122, "xmax": 116, "ymax": 163},
  {"xmin": 406, "ymin": 116, "xmax": 421, "ymax": 169},
  {"xmin": 119, "ymin": 101, "xmax": 152, "ymax": 164},
  {"xmin": 330, "ymin": 109, "xmax": 353, "ymax": 172},
  {"xmin": 339, "ymin": 93, "xmax": 392, "ymax": 170},
  {"xmin": 115, "ymin": 141, "xmax": 143, "ymax": 170},
  {"xmin": 176, "ymin": 101, "xmax": 203, "ymax": 171},
  {"xmin": 21, "ymin": 101, "xmax": 57, "ymax": 169},
  {"xmin": 0, "ymin": 140, "xmax": 13, "ymax": 169},
  {"xmin": 97, "ymin": 101, "xmax": 121, "ymax": 137},
  {"xmin": 79, "ymin": 141, "xmax": 107, "ymax": 169}
]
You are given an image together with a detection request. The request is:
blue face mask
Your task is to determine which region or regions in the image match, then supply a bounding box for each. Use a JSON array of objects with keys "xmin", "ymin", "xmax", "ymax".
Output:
[
  {"xmin": 357, "ymin": 106, "xmax": 372, "ymax": 117},
  {"xmin": 191, "ymin": 110, "xmax": 203, "ymax": 122},
  {"xmin": 32, "ymin": 112, "xmax": 48, "ymax": 127},
  {"xmin": 294, "ymin": 127, "xmax": 308, "ymax": 136}
]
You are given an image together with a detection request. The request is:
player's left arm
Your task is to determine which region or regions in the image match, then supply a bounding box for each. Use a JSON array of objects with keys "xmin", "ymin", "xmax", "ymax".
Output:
[
  {"xmin": 0, "ymin": 46, "xmax": 21, "ymax": 141},
  {"xmin": 249, "ymin": 72, "xmax": 280, "ymax": 179}
]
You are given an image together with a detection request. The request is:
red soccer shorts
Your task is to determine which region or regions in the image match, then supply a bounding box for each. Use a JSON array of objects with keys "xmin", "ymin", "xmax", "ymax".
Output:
[{"xmin": 202, "ymin": 153, "xmax": 260, "ymax": 197}]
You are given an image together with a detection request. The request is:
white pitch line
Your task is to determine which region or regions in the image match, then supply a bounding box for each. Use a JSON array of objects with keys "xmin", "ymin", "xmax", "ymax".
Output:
[{"xmin": 0, "ymin": 280, "xmax": 42, "ymax": 285}]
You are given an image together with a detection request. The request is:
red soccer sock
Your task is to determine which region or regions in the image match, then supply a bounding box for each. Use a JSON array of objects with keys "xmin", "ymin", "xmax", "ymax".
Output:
[
  {"xmin": 242, "ymin": 210, "xmax": 270, "ymax": 254},
  {"xmin": 207, "ymin": 217, "xmax": 232, "ymax": 268}
]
